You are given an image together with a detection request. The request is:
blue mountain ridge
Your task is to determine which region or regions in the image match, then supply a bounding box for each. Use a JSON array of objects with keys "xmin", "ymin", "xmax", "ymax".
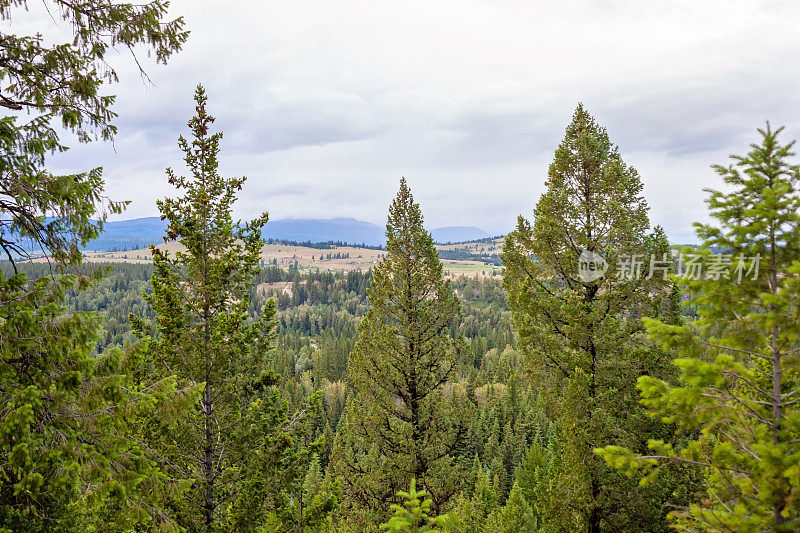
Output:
[{"xmin": 75, "ymin": 217, "xmax": 489, "ymax": 250}]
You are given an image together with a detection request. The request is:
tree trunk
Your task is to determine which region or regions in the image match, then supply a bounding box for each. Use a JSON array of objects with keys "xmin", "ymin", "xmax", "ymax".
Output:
[
  {"xmin": 589, "ymin": 472, "xmax": 601, "ymax": 533},
  {"xmin": 204, "ymin": 381, "xmax": 214, "ymax": 529},
  {"xmin": 770, "ymin": 225, "xmax": 784, "ymax": 526}
]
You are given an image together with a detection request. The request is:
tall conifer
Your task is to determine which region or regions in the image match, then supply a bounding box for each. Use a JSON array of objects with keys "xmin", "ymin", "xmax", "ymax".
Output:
[
  {"xmin": 334, "ymin": 179, "xmax": 467, "ymax": 526},
  {"xmin": 0, "ymin": 2, "xmax": 186, "ymax": 529},
  {"xmin": 600, "ymin": 124, "xmax": 800, "ymax": 531},
  {"xmin": 132, "ymin": 86, "xmax": 318, "ymax": 531},
  {"xmin": 502, "ymin": 104, "xmax": 687, "ymax": 531}
]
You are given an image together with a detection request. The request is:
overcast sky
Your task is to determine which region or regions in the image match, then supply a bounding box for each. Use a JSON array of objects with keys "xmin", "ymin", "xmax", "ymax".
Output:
[{"xmin": 28, "ymin": 0, "xmax": 800, "ymax": 241}]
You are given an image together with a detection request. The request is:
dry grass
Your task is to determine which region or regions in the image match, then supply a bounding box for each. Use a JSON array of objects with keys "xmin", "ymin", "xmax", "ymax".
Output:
[{"xmin": 45, "ymin": 239, "xmax": 503, "ymax": 278}]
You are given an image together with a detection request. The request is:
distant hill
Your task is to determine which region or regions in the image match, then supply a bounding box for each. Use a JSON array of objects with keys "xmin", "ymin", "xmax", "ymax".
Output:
[
  {"xmin": 431, "ymin": 226, "xmax": 489, "ymax": 244},
  {"xmin": 74, "ymin": 217, "xmax": 490, "ymax": 251},
  {"xmin": 263, "ymin": 218, "xmax": 384, "ymax": 246},
  {"xmin": 84, "ymin": 217, "xmax": 168, "ymax": 251}
]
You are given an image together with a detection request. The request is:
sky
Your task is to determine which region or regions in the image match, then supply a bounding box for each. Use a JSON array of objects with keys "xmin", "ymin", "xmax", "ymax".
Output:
[{"xmin": 21, "ymin": 0, "xmax": 800, "ymax": 241}]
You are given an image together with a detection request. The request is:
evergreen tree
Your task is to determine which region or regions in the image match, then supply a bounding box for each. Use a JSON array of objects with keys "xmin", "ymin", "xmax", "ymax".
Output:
[
  {"xmin": 0, "ymin": 0, "xmax": 186, "ymax": 265},
  {"xmin": 514, "ymin": 422, "xmax": 578, "ymax": 531},
  {"xmin": 293, "ymin": 454, "xmax": 339, "ymax": 531},
  {"xmin": 599, "ymin": 124, "xmax": 800, "ymax": 531},
  {"xmin": 443, "ymin": 458, "xmax": 500, "ymax": 532},
  {"xmin": 487, "ymin": 482, "xmax": 536, "ymax": 533},
  {"xmin": 380, "ymin": 479, "xmax": 448, "ymax": 533},
  {"xmin": 335, "ymin": 178, "xmax": 468, "ymax": 523},
  {"xmin": 502, "ymin": 104, "xmax": 684, "ymax": 531},
  {"xmin": 131, "ymin": 86, "xmax": 318, "ymax": 531},
  {"xmin": 0, "ymin": 272, "xmax": 184, "ymax": 531},
  {"xmin": 0, "ymin": 2, "xmax": 185, "ymax": 530}
]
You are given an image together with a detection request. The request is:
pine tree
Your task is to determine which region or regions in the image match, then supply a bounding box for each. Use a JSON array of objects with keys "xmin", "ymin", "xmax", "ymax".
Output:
[
  {"xmin": 502, "ymin": 104, "xmax": 684, "ymax": 531},
  {"xmin": 276, "ymin": 453, "xmax": 339, "ymax": 532},
  {"xmin": 335, "ymin": 178, "xmax": 468, "ymax": 523},
  {"xmin": 446, "ymin": 461, "xmax": 500, "ymax": 532},
  {"xmin": 491, "ymin": 482, "xmax": 536, "ymax": 533},
  {"xmin": 132, "ymin": 86, "xmax": 318, "ymax": 531},
  {"xmin": 0, "ymin": 272, "xmax": 184, "ymax": 531},
  {"xmin": 599, "ymin": 124, "xmax": 800, "ymax": 531},
  {"xmin": 514, "ymin": 422, "xmax": 579, "ymax": 531}
]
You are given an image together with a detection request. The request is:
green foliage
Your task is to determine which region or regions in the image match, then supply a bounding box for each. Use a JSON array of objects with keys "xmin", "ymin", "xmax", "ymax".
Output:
[
  {"xmin": 335, "ymin": 179, "xmax": 470, "ymax": 524},
  {"xmin": 460, "ymin": 461, "xmax": 500, "ymax": 530},
  {"xmin": 502, "ymin": 104, "xmax": 686, "ymax": 531},
  {"xmin": 599, "ymin": 124, "xmax": 800, "ymax": 531},
  {"xmin": 514, "ymin": 423, "xmax": 578, "ymax": 531},
  {"xmin": 131, "ymin": 86, "xmax": 323, "ymax": 531},
  {"xmin": 0, "ymin": 268, "xmax": 183, "ymax": 531},
  {"xmin": 380, "ymin": 479, "xmax": 447, "ymax": 533},
  {"xmin": 15, "ymin": 21, "xmax": 798, "ymax": 527},
  {"xmin": 293, "ymin": 454, "xmax": 340, "ymax": 531},
  {"xmin": 486, "ymin": 482, "xmax": 536, "ymax": 533},
  {"xmin": 0, "ymin": 2, "xmax": 186, "ymax": 530},
  {"xmin": 0, "ymin": 0, "xmax": 187, "ymax": 266}
]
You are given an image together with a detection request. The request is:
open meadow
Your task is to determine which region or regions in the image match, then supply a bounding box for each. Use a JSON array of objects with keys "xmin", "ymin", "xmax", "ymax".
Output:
[{"xmin": 66, "ymin": 239, "xmax": 505, "ymax": 277}]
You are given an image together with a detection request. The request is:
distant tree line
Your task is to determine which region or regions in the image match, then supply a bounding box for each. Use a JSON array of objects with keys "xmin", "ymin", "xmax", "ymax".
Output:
[{"xmin": 263, "ymin": 238, "xmax": 386, "ymax": 251}]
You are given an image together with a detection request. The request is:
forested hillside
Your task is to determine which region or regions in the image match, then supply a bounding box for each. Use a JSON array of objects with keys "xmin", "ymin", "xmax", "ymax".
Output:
[{"xmin": 0, "ymin": 255, "xmax": 520, "ymax": 529}]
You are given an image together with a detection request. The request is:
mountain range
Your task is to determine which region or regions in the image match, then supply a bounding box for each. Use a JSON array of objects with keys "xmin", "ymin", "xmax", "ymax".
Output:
[{"xmin": 80, "ymin": 217, "xmax": 490, "ymax": 251}]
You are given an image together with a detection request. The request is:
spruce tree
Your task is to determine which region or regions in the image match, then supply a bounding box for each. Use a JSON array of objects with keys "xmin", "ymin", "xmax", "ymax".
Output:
[
  {"xmin": 292, "ymin": 454, "xmax": 339, "ymax": 531},
  {"xmin": 0, "ymin": 271, "xmax": 185, "ymax": 531},
  {"xmin": 502, "ymin": 104, "xmax": 686, "ymax": 531},
  {"xmin": 488, "ymin": 482, "xmax": 536, "ymax": 533},
  {"xmin": 441, "ymin": 464, "xmax": 500, "ymax": 533},
  {"xmin": 380, "ymin": 479, "xmax": 448, "ymax": 533},
  {"xmin": 334, "ymin": 178, "xmax": 467, "ymax": 525},
  {"xmin": 132, "ymin": 86, "xmax": 318, "ymax": 531},
  {"xmin": 599, "ymin": 124, "xmax": 800, "ymax": 531}
]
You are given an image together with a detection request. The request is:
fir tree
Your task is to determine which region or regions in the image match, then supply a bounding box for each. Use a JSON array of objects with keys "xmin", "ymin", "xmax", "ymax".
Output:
[
  {"xmin": 132, "ymin": 86, "xmax": 319, "ymax": 531},
  {"xmin": 293, "ymin": 454, "xmax": 339, "ymax": 531},
  {"xmin": 335, "ymin": 178, "xmax": 468, "ymax": 523},
  {"xmin": 0, "ymin": 272, "xmax": 184, "ymax": 531},
  {"xmin": 444, "ymin": 461, "xmax": 500, "ymax": 532},
  {"xmin": 488, "ymin": 482, "xmax": 536, "ymax": 533},
  {"xmin": 514, "ymin": 422, "xmax": 578, "ymax": 531},
  {"xmin": 599, "ymin": 124, "xmax": 800, "ymax": 531},
  {"xmin": 502, "ymin": 104, "xmax": 685, "ymax": 531}
]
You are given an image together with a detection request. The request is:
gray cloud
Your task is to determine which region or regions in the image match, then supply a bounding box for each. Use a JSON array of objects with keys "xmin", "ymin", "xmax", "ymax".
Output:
[
  {"xmin": 19, "ymin": 0, "xmax": 800, "ymax": 240},
  {"xmin": 227, "ymin": 97, "xmax": 381, "ymax": 153},
  {"xmin": 440, "ymin": 107, "xmax": 560, "ymax": 166}
]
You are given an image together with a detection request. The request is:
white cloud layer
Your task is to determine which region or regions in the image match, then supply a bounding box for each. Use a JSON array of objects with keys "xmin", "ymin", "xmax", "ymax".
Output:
[{"xmin": 17, "ymin": 0, "xmax": 800, "ymax": 241}]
